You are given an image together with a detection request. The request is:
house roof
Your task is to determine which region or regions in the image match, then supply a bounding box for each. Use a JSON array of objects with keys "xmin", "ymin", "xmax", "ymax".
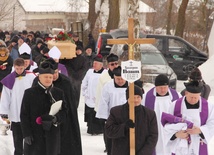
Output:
[
  {"xmin": 18, "ymin": 0, "xmax": 154, "ymax": 14},
  {"xmin": 139, "ymin": 1, "xmax": 156, "ymax": 13},
  {"xmin": 18, "ymin": 0, "xmax": 88, "ymax": 13}
]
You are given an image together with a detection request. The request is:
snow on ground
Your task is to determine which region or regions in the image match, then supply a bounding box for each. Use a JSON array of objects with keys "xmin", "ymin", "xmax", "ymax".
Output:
[{"xmin": 1, "ymin": 80, "xmax": 214, "ymax": 155}]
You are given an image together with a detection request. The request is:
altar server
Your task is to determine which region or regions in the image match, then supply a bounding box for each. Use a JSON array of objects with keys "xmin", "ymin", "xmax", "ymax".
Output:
[
  {"xmin": 82, "ymin": 54, "xmax": 107, "ymax": 135},
  {"xmin": 96, "ymin": 66, "xmax": 128, "ymax": 154},
  {"xmin": 95, "ymin": 53, "xmax": 119, "ymax": 112},
  {"xmin": 0, "ymin": 58, "xmax": 36, "ymax": 155}
]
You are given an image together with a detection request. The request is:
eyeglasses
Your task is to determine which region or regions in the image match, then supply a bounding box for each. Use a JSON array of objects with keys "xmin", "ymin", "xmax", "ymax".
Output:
[{"xmin": 109, "ymin": 62, "xmax": 118, "ymax": 66}]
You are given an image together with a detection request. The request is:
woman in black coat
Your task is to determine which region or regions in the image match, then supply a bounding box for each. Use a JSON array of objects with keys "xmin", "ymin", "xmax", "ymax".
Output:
[{"xmin": 105, "ymin": 85, "xmax": 158, "ymax": 155}]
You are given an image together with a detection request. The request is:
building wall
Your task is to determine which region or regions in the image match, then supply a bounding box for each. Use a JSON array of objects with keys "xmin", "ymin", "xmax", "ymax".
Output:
[{"xmin": 24, "ymin": 12, "xmax": 87, "ymax": 32}]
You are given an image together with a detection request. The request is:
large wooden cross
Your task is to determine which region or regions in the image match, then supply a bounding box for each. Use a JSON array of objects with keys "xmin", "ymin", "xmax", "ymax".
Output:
[{"xmin": 107, "ymin": 18, "xmax": 155, "ymax": 155}]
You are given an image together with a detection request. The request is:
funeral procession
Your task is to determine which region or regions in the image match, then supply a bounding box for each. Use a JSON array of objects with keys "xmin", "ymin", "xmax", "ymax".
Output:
[{"xmin": 1, "ymin": 0, "xmax": 214, "ymax": 155}]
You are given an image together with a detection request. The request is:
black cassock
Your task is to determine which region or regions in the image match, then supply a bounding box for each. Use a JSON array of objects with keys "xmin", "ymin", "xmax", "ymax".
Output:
[
  {"xmin": 32, "ymin": 74, "xmax": 82, "ymax": 155},
  {"xmin": 21, "ymin": 84, "xmax": 67, "ymax": 155},
  {"xmin": 60, "ymin": 55, "xmax": 87, "ymax": 107}
]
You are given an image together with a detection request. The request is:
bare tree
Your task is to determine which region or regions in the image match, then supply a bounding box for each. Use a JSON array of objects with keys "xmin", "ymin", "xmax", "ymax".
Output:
[
  {"xmin": 166, "ymin": 0, "xmax": 174, "ymax": 34},
  {"xmin": 87, "ymin": 0, "xmax": 104, "ymax": 33},
  {"xmin": 106, "ymin": 0, "xmax": 120, "ymax": 32},
  {"xmin": 175, "ymin": 0, "xmax": 189, "ymax": 37}
]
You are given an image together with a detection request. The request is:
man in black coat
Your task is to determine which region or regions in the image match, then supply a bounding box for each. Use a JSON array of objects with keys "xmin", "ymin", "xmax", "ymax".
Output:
[
  {"xmin": 20, "ymin": 61, "xmax": 67, "ymax": 155},
  {"xmin": 60, "ymin": 46, "xmax": 87, "ymax": 107},
  {"xmin": 32, "ymin": 58, "xmax": 82, "ymax": 155},
  {"xmin": 105, "ymin": 85, "xmax": 158, "ymax": 155}
]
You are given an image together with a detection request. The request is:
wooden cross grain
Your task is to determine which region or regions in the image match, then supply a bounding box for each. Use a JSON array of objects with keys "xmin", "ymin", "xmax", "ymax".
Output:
[{"xmin": 107, "ymin": 18, "xmax": 155, "ymax": 155}]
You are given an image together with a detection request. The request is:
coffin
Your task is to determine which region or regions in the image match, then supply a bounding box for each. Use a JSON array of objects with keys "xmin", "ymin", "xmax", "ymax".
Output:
[{"xmin": 47, "ymin": 40, "xmax": 76, "ymax": 59}]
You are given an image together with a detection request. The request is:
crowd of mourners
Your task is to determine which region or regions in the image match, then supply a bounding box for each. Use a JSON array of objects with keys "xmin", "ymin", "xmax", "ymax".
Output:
[{"xmin": 0, "ymin": 28, "xmax": 214, "ymax": 155}]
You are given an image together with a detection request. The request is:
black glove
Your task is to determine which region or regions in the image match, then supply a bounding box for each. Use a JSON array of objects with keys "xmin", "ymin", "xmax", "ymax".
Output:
[
  {"xmin": 41, "ymin": 115, "xmax": 57, "ymax": 131},
  {"xmin": 24, "ymin": 136, "xmax": 34, "ymax": 145},
  {"xmin": 41, "ymin": 114, "xmax": 54, "ymax": 121},
  {"xmin": 0, "ymin": 114, "xmax": 8, "ymax": 119},
  {"xmin": 125, "ymin": 119, "xmax": 135, "ymax": 129}
]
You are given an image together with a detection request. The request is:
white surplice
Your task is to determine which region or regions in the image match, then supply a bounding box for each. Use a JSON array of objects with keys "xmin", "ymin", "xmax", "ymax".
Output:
[
  {"xmin": 0, "ymin": 73, "xmax": 36, "ymax": 122},
  {"xmin": 142, "ymin": 88, "xmax": 182, "ymax": 155},
  {"xmin": 95, "ymin": 80, "xmax": 127, "ymax": 119},
  {"xmin": 164, "ymin": 97, "xmax": 214, "ymax": 155},
  {"xmin": 81, "ymin": 68, "xmax": 107, "ymax": 108}
]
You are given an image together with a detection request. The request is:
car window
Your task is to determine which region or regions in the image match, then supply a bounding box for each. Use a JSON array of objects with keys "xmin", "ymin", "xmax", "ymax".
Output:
[
  {"xmin": 168, "ymin": 38, "xmax": 188, "ymax": 54},
  {"xmin": 154, "ymin": 39, "xmax": 163, "ymax": 51},
  {"xmin": 141, "ymin": 52, "xmax": 167, "ymax": 65}
]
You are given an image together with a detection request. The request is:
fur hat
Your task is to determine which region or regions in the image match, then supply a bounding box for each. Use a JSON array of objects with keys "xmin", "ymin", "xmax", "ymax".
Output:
[
  {"xmin": 189, "ymin": 67, "xmax": 202, "ymax": 81},
  {"xmin": 155, "ymin": 74, "xmax": 169, "ymax": 86},
  {"xmin": 107, "ymin": 53, "xmax": 119, "ymax": 63},
  {"xmin": 126, "ymin": 85, "xmax": 143, "ymax": 100},
  {"xmin": 10, "ymin": 35, "xmax": 19, "ymax": 44},
  {"xmin": 184, "ymin": 80, "xmax": 203, "ymax": 93}
]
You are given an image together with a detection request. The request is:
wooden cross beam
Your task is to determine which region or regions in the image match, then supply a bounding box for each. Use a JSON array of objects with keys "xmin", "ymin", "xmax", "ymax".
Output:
[{"xmin": 107, "ymin": 18, "xmax": 155, "ymax": 155}]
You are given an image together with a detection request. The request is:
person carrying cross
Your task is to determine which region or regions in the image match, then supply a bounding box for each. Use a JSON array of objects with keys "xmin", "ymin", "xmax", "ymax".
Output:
[{"xmin": 105, "ymin": 85, "xmax": 158, "ymax": 155}]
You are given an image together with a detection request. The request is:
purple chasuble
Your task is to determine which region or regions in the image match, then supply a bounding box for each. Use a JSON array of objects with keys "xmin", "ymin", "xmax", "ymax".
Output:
[
  {"xmin": 58, "ymin": 63, "xmax": 68, "ymax": 76},
  {"xmin": 1, "ymin": 71, "xmax": 16, "ymax": 89},
  {"xmin": 145, "ymin": 87, "xmax": 179, "ymax": 110},
  {"xmin": 172, "ymin": 97, "xmax": 208, "ymax": 155}
]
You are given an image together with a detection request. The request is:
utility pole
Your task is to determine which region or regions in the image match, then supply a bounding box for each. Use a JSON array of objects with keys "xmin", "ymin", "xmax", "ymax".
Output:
[{"xmin": 12, "ymin": 5, "xmax": 15, "ymax": 31}]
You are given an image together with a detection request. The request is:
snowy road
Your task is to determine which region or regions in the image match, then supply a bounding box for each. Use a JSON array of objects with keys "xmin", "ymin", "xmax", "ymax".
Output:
[{"xmin": 1, "ymin": 80, "xmax": 214, "ymax": 155}]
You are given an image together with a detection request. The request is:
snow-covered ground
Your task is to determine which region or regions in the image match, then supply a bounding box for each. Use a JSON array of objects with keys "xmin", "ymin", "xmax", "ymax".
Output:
[{"xmin": 1, "ymin": 80, "xmax": 214, "ymax": 155}]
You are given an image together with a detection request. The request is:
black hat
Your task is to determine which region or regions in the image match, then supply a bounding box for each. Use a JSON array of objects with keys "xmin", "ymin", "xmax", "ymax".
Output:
[
  {"xmin": 155, "ymin": 74, "xmax": 169, "ymax": 86},
  {"xmin": 126, "ymin": 85, "xmax": 143, "ymax": 100},
  {"xmin": 184, "ymin": 81, "xmax": 203, "ymax": 93},
  {"xmin": 93, "ymin": 54, "xmax": 103, "ymax": 62},
  {"xmin": 73, "ymin": 33, "xmax": 79, "ymax": 37},
  {"xmin": 134, "ymin": 80, "xmax": 144, "ymax": 94},
  {"xmin": 85, "ymin": 45, "xmax": 92, "ymax": 50},
  {"xmin": 107, "ymin": 53, "xmax": 119, "ymax": 63},
  {"xmin": 39, "ymin": 61, "xmax": 54, "ymax": 74},
  {"xmin": 43, "ymin": 58, "xmax": 58, "ymax": 70},
  {"xmin": 40, "ymin": 45, "xmax": 49, "ymax": 54},
  {"xmin": 10, "ymin": 35, "xmax": 19, "ymax": 44},
  {"xmin": 76, "ymin": 46, "xmax": 83, "ymax": 51},
  {"xmin": 22, "ymin": 30, "xmax": 28, "ymax": 35},
  {"xmin": 19, "ymin": 53, "xmax": 30, "ymax": 60},
  {"xmin": 189, "ymin": 67, "xmax": 202, "ymax": 81},
  {"xmin": 112, "ymin": 66, "xmax": 121, "ymax": 76},
  {"xmin": 36, "ymin": 38, "xmax": 44, "ymax": 45},
  {"xmin": 42, "ymin": 47, "xmax": 49, "ymax": 54}
]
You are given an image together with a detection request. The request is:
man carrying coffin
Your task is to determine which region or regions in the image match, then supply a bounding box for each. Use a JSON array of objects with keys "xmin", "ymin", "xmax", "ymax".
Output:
[{"xmin": 163, "ymin": 80, "xmax": 214, "ymax": 155}]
